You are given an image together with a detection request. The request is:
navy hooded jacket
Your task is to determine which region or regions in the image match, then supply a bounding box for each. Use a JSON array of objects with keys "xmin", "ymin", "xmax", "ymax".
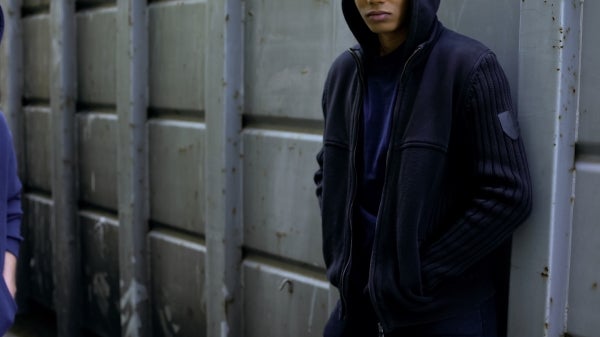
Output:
[
  {"xmin": 0, "ymin": 5, "xmax": 24, "ymax": 334},
  {"xmin": 314, "ymin": 0, "xmax": 532, "ymax": 332}
]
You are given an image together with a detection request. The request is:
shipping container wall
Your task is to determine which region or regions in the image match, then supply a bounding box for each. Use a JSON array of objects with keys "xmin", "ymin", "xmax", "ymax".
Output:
[{"xmin": 0, "ymin": 1, "xmax": 594, "ymax": 337}]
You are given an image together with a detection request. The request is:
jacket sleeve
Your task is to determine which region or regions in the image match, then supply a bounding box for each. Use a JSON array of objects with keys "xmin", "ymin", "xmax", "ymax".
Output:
[
  {"xmin": 420, "ymin": 52, "xmax": 532, "ymax": 291},
  {"xmin": 313, "ymin": 77, "xmax": 329, "ymax": 211},
  {"xmin": 2, "ymin": 116, "xmax": 23, "ymax": 258}
]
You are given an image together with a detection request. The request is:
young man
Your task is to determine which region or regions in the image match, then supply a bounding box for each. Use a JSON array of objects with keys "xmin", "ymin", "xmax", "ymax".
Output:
[
  {"xmin": 314, "ymin": 0, "xmax": 532, "ymax": 336},
  {"xmin": 0, "ymin": 5, "xmax": 24, "ymax": 334}
]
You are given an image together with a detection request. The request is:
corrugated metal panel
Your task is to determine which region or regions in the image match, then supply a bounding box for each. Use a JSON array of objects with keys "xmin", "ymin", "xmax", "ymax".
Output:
[
  {"xmin": 508, "ymin": 2, "xmax": 581, "ymax": 337},
  {"xmin": 115, "ymin": 0, "xmax": 151, "ymax": 335},
  {"xmin": 23, "ymin": 106, "xmax": 52, "ymax": 192},
  {"xmin": 77, "ymin": 113, "xmax": 118, "ymax": 210},
  {"xmin": 76, "ymin": 7, "xmax": 116, "ymax": 106},
  {"xmin": 438, "ymin": 0, "xmax": 519, "ymax": 98},
  {"xmin": 243, "ymin": 259, "xmax": 329, "ymax": 337},
  {"xmin": 50, "ymin": 2, "xmax": 82, "ymax": 335},
  {"xmin": 22, "ymin": 14, "xmax": 49, "ymax": 100},
  {"xmin": 149, "ymin": 231, "xmax": 207, "ymax": 337},
  {"xmin": 568, "ymin": 161, "xmax": 600, "ymax": 337},
  {"xmin": 21, "ymin": 195, "xmax": 54, "ymax": 309},
  {"xmin": 149, "ymin": 119, "xmax": 206, "ymax": 234},
  {"xmin": 243, "ymin": 129, "xmax": 323, "ymax": 267},
  {"xmin": 149, "ymin": 1, "xmax": 205, "ymax": 112},
  {"xmin": 567, "ymin": 1, "xmax": 600, "ymax": 336},
  {"xmin": 578, "ymin": 0, "xmax": 600, "ymax": 145},
  {"xmin": 244, "ymin": 0, "xmax": 350, "ymax": 120},
  {"xmin": 204, "ymin": 0, "xmax": 244, "ymax": 335},
  {"xmin": 80, "ymin": 211, "xmax": 120, "ymax": 337}
]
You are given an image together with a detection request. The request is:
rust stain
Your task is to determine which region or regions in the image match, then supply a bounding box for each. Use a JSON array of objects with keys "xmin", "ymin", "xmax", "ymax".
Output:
[{"xmin": 541, "ymin": 266, "xmax": 549, "ymax": 279}]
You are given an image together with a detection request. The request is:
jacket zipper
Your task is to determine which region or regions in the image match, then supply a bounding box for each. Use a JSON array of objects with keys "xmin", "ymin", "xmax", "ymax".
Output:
[
  {"xmin": 367, "ymin": 44, "xmax": 424, "ymax": 333},
  {"xmin": 337, "ymin": 48, "xmax": 365, "ymax": 319}
]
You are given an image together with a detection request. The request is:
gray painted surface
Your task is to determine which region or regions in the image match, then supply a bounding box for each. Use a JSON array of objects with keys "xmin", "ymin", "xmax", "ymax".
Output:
[
  {"xmin": 76, "ymin": 8, "xmax": 117, "ymax": 106},
  {"xmin": 149, "ymin": 1, "xmax": 205, "ymax": 112},
  {"xmin": 568, "ymin": 162, "xmax": 600, "ymax": 337},
  {"xmin": 77, "ymin": 113, "xmax": 118, "ymax": 210},
  {"xmin": 115, "ymin": 1, "xmax": 150, "ymax": 336},
  {"xmin": 23, "ymin": 106, "xmax": 52, "ymax": 192},
  {"xmin": 509, "ymin": 2, "xmax": 581, "ymax": 337},
  {"xmin": 21, "ymin": 195, "xmax": 54, "ymax": 309},
  {"xmin": 243, "ymin": 129, "xmax": 323, "ymax": 268},
  {"xmin": 50, "ymin": 1, "xmax": 82, "ymax": 335},
  {"xmin": 80, "ymin": 211, "xmax": 120, "ymax": 337},
  {"xmin": 23, "ymin": 14, "xmax": 50, "ymax": 100},
  {"xmin": 567, "ymin": 1, "xmax": 600, "ymax": 336},
  {"xmin": 244, "ymin": 0, "xmax": 331, "ymax": 120},
  {"xmin": 149, "ymin": 120, "xmax": 206, "ymax": 234},
  {"xmin": 204, "ymin": 0, "xmax": 244, "ymax": 335},
  {"xmin": 149, "ymin": 231, "xmax": 207, "ymax": 337},
  {"xmin": 243, "ymin": 259, "xmax": 329, "ymax": 337},
  {"xmin": 438, "ymin": 0, "xmax": 519, "ymax": 100},
  {"xmin": 579, "ymin": 0, "xmax": 600, "ymax": 145}
]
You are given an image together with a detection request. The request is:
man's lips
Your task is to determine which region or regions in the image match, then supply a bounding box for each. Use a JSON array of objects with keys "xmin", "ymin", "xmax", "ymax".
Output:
[{"xmin": 366, "ymin": 10, "xmax": 391, "ymax": 21}]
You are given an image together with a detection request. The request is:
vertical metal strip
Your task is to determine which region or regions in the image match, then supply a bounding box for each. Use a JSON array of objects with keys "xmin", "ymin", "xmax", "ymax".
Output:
[
  {"xmin": 205, "ymin": 0, "xmax": 244, "ymax": 335},
  {"xmin": 49, "ymin": 1, "xmax": 80, "ymax": 336},
  {"xmin": 116, "ymin": 1, "xmax": 150, "ymax": 336},
  {"xmin": 509, "ymin": 1, "xmax": 582, "ymax": 336},
  {"xmin": 0, "ymin": 0, "xmax": 24, "ymax": 177}
]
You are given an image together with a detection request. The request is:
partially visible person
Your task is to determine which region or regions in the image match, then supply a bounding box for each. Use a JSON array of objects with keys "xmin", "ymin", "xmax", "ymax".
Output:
[{"xmin": 0, "ymin": 5, "xmax": 24, "ymax": 335}]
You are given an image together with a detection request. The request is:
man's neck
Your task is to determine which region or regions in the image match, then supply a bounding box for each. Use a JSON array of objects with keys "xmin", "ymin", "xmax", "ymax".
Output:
[{"xmin": 378, "ymin": 30, "xmax": 408, "ymax": 56}]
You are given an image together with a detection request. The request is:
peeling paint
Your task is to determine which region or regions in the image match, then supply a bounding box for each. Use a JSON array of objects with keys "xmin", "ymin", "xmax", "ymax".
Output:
[
  {"xmin": 120, "ymin": 279, "xmax": 148, "ymax": 337},
  {"xmin": 307, "ymin": 287, "xmax": 318, "ymax": 333},
  {"xmin": 220, "ymin": 321, "xmax": 229, "ymax": 337},
  {"xmin": 93, "ymin": 217, "xmax": 107, "ymax": 258},
  {"xmin": 91, "ymin": 272, "xmax": 111, "ymax": 316},
  {"xmin": 159, "ymin": 305, "xmax": 181, "ymax": 337}
]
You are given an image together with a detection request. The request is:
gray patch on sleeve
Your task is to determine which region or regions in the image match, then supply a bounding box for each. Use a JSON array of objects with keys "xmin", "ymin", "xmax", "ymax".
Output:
[{"xmin": 498, "ymin": 111, "xmax": 519, "ymax": 140}]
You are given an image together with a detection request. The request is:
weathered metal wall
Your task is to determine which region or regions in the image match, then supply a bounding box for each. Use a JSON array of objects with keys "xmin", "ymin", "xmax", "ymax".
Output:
[
  {"xmin": 0, "ymin": 1, "xmax": 596, "ymax": 337},
  {"xmin": 567, "ymin": 0, "xmax": 600, "ymax": 336},
  {"xmin": 1, "ymin": 0, "xmax": 210, "ymax": 336}
]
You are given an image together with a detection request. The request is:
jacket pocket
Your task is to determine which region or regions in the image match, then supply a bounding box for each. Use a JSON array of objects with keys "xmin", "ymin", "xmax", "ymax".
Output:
[{"xmin": 0, "ymin": 276, "xmax": 17, "ymax": 335}]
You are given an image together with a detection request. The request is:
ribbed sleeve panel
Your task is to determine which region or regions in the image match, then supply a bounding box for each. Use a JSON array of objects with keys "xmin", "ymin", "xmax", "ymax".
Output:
[{"xmin": 420, "ymin": 52, "xmax": 532, "ymax": 291}]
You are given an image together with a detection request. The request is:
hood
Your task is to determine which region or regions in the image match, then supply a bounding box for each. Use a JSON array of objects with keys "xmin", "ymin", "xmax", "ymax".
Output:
[{"xmin": 342, "ymin": 0, "xmax": 440, "ymax": 54}]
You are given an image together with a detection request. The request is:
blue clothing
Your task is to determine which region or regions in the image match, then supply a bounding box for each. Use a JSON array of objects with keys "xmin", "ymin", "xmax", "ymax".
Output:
[
  {"xmin": 353, "ymin": 46, "xmax": 407, "ymax": 298},
  {"xmin": 0, "ymin": 5, "xmax": 24, "ymax": 334},
  {"xmin": 0, "ymin": 112, "xmax": 23, "ymax": 334},
  {"xmin": 358, "ymin": 46, "xmax": 405, "ymax": 217}
]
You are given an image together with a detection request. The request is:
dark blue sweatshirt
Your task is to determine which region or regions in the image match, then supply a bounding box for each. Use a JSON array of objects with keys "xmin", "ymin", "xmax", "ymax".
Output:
[
  {"xmin": 0, "ymin": 6, "xmax": 24, "ymax": 334},
  {"xmin": 352, "ymin": 46, "xmax": 407, "ymax": 296}
]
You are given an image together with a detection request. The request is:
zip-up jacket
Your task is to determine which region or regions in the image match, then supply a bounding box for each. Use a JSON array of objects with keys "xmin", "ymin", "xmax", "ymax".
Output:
[
  {"xmin": 314, "ymin": 0, "xmax": 532, "ymax": 332},
  {"xmin": 0, "ymin": 6, "xmax": 24, "ymax": 334}
]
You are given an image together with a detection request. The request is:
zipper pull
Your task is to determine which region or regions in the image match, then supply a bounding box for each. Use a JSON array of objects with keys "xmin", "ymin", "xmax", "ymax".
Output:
[{"xmin": 378, "ymin": 322, "xmax": 385, "ymax": 337}]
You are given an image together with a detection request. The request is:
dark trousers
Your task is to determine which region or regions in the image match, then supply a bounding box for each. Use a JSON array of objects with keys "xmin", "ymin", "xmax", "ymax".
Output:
[{"xmin": 323, "ymin": 296, "xmax": 498, "ymax": 337}]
